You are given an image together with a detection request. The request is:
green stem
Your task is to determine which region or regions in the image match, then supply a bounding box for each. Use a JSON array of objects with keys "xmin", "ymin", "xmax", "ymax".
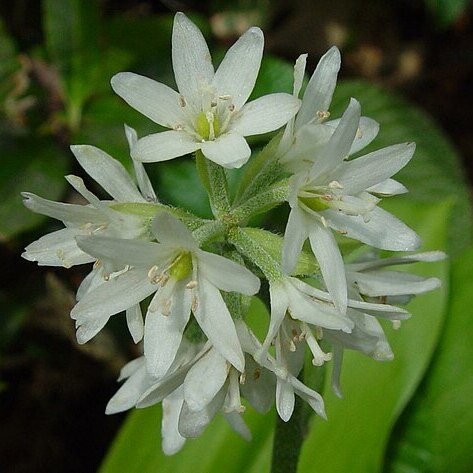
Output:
[
  {"xmin": 231, "ymin": 179, "xmax": 289, "ymax": 225},
  {"xmin": 271, "ymin": 389, "xmax": 308, "ymax": 473},
  {"xmin": 195, "ymin": 150, "xmax": 230, "ymax": 218}
]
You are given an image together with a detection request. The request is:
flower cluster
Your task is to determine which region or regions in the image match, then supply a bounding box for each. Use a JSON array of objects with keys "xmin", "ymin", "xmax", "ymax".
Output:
[{"xmin": 22, "ymin": 12, "xmax": 444, "ymax": 455}]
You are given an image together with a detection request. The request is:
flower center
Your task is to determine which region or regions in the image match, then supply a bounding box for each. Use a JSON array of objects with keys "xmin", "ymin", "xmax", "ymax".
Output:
[
  {"xmin": 196, "ymin": 111, "xmax": 220, "ymax": 140},
  {"xmin": 168, "ymin": 252, "xmax": 193, "ymax": 281}
]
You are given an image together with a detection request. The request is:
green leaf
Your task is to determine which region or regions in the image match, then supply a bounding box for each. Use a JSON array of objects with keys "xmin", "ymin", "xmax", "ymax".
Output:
[
  {"xmin": 0, "ymin": 135, "xmax": 69, "ymax": 240},
  {"xmin": 332, "ymin": 80, "xmax": 473, "ymax": 256},
  {"xmin": 297, "ymin": 199, "xmax": 451, "ymax": 473},
  {"xmin": 425, "ymin": 0, "xmax": 470, "ymax": 27},
  {"xmin": 384, "ymin": 245, "xmax": 473, "ymax": 473},
  {"xmin": 250, "ymin": 55, "xmax": 295, "ymax": 100},
  {"xmin": 99, "ymin": 298, "xmax": 274, "ymax": 473}
]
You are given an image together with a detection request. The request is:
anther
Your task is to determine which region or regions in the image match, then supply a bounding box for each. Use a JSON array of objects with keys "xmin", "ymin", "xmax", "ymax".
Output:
[
  {"xmin": 186, "ymin": 280, "xmax": 198, "ymax": 289},
  {"xmin": 178, "ymin": 95, "xmax": 186, "ymax": 107},
  {"xmin": 239, "ymin": 372, "xmax": 246, "ymax": 384}
]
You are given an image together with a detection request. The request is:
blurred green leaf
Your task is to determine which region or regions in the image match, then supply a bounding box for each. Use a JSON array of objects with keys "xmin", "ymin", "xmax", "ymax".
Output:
[
  {"xmin": 0, "ymin": 135, "xmax": 69, "ymax": 239},
  {"xmin": 425, "ymin": 0, "xmax": 470, "ymax": 27},
  {"xmin": 298, "ymin": 200, "xmax": 451, "ymax": 473},
  {"xmin": 250, "ymin": 55, "xmax": 294, "ymax": 100},
  {"xmin": 384, "ymin": 245, "xmax": 473, "ymax": 473},
  {"xmin": 99, "ymin": 298, "xmax": 274, "ymax": 473},
  {"xmin": 333, "ymin": 80, "xmax": 473, "ymax": 256}
]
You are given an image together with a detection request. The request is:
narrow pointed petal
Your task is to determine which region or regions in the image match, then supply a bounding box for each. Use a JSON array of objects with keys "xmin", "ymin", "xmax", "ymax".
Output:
[
  {"xmin": 194, "ymin": 276, "xmax": 245, "ymax": 372},
  {"xmin": 151, "ymin": 212, "xmax": 197, "ymax": 250},
  {"xmin": 126, "ymin": 304, "xmax": 144, "ymax": 343},
  {"xmin": 295, "ymin": 46, "xmax": 341, "ymax": 131},
  {"xmin": 200, "ymin": 133, "xmax": 251, "ymax": 168},
  {"xmin": 231, "ymin": 94, "xmax": 300, "ymax": 136},
  {"xmin": 71, "ymin": 145, "xmax": 144, "ymax": 202},
  {"xmin": 111, "ymin": 72, "xmax": 183, "ymax": 128},
  {"xmin": 118, "ymin": 356, "xmax": 145, "ymax": 382},
  {"xmin": 260, "ymin": 282, "xmax": 288, "ymax": 355},
  {"xmin": 144, "ymin": 282, "xmax": 192, "ymax": 377},
  {"xmin": 76, "ymin": 235, "xmax": 173, "ymax": 268},
  {"xmin": 172, "ymin": 12, "xmax": 214, "ymax": 107},
  {"xmin": 333, "ymin": 143, "xmax": 416, "ymax": 194},
  {"xmin": 326, "ymin": 116, "xmax": 379, "ymax": 156},
  {"xmin": 184, "ymin": 348, "xmax": 229, "ymax": 411},
  {"xmin": 224, "ymin": 412, "xmax": 252, "ymax": 441},
  {"xmin": 308, "ymin": 222, "xmax": 347, "ymax": 313},
  {"xmin": 198, "ymin": 250, "xmax": 260, "ymax": 295},
  {"xmin": 76, "ymin": 268, "xmax": 103, "ymax": 301},
  {"xmin": 351, "ymin": 271, "xmax": 441, "ymax": 296},
  {"xmin": 310, "ymin": 98, "xmax": 361, "ymax": 180},
  {"xmin": 106, "ymin": 366, "xmax": 148, "ymax": 414},
  {"xmin": 290, "ymin": 376, "xmax": 326, "ymax": 418},
  {"xmin": 23, "ymin": 228, "xmax": 94, "ymax": 268},
  {"xmin": 367, "ymin": 179, "xmax": 408, "ymax": 196},
  {"xmin": 212, "ymin": 27, "xmax": 264, "ymax": 109},
  {"xmin": 132, "ymin": 131, "xmax": 200, "ymax": 163},
  {"xmin": 71, "ymin": 269, "xmax": 155, "ymax": 321},
  {"xmin": 76, "ymin": 316, "xmax": 110, "ymax": 344},
  {"xmin": 162, "ymin": 387, "xmax": 186, "ymax": 455},
  {"xmin": 325, "ymin": 206, "xmax": 421, "ymax": 251},
  {"xmin": 178, "ymin": 387, "xmax": 226, "ymax": 438},
  {"xmin": 276, "ymin": 379, "xmax": 295, "ymax": 422},
  {"xmin": 282, "ymin": 206, "xmax": 308, "ymax": 275},
  {"xmin": 21, "ymin": 192, "xmax": 99, "ymax": 224},
  {"xmin": 293, "ymin": 54, "xmax": 307, "ymax": 97}
]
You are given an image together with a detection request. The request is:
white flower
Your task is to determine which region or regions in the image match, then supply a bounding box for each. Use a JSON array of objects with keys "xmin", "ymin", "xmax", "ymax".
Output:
[
  {"xmin": 72, "ymin": 212, "xmax": 260, "ymax": 375},
  {"xmin": 282, "ymin": 99, "xmax": 420, "ymax": 312},
  {"xmin": 111, "ymin": 12, "xmax": 301, "ymax": 169}
]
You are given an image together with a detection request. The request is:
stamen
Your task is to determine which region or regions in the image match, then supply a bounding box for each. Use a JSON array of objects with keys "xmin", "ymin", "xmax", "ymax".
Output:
[
  {"xmin": 316, "ymin": 110, "xmax": 330, "ymax": 120},
  {"xmin": 186, "ymin": 280, "xmax": 198, "ymax": 289},
  {"xmin": 392, "ymin": 320, "xmax": 402, "ymax": 330},
  {"xmin": 178, "ymin": 95, "xmax": 186, "ymax": 107}
]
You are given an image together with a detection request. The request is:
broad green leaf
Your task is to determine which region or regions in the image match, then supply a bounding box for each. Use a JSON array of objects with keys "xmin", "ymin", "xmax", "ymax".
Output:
[
  {"xmin": 332, "ymin": 80, "xmax": 473, "ymax": 256},
  {"xmin": 425, "ymin": 0, "xmax": 470, "ymax": 27},
  {"xmin": 99, "ymin": 298, "xmax": 274, "ymax": 473},
  {"xmin": 0, "ymin": 135, "xmax": 69, "ymax": 240},
  {"xmin": 384, "ymin": 245, "xmax": 473, "ymax": 473},
  {"xmin": 298, "ymin": 200, "xmax": 451, "ymax": 473},
  {"xmin": 250, "ymin": 55, "xmax": 294, "ymax": 99}
]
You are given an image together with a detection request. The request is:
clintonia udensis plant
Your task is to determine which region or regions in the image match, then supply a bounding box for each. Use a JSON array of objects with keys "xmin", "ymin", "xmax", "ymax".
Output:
[{"xmin": 22, "ymin": 11, "xmax": 445, "ymax": 470}]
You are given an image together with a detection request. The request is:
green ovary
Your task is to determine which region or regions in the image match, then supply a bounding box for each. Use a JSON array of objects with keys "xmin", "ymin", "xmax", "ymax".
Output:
[
  {"xmin": 169, "ymin": 252, "xmax": 193, "ymax": 281},
  {"xmin": 196, "ymin": 112, "xmax": 220, "ymax": 140},
  {"xmin": 299, "ymin": 196, "xmax": 331, "ymax": 212}
]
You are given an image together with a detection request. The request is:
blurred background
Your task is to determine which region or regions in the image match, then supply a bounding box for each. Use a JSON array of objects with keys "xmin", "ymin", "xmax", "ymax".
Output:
[{"xmin": 0, "ymin": 1, "xmax": 472, "ymax": 472}]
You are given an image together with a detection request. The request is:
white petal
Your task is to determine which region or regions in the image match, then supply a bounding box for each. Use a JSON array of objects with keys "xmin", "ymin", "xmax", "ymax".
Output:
[
  {"xmin": 126, "ymin": 304, "xmax": 144, "ymax": 343},
  {"xmin": 76, "ymin": 235, "xmax": 172, "ymax": 268},
  {"xmin": 351, "ymin": 271, "xmax": 441, "ymax": 296},
  {"xmin": 194, "ymin": 276, "xmax": 245, "ymax": 372},
  {"xmin": 333, "ymin": 143, "xmax": 416, "ymax": 194},
  {"xmin": 197, "ymin": 250, "xmax": 260, "ymax": 295},
  {"xmin": 76, "ymin": 316, "xmax": 110, "ymax": 344},
  {"xmin": 76, "ymin": 268, "xmax": 103, "ymax": 301},
  {"xmin": 118, "ymin": 356, "xmax": 145, "ymax": 382},
  {"xmin": 308, "ymin": 222, "xmax": 347, "ymax": 313},
  {"xmin": 276, "ymin": 379, "xmax": 295, "ymax": 422},
  {"xmin": 326, "ymin": 116, "xmax": 379, "ymax": 155},
  {"xmin": 310, "ymin": 98, "xmax": 360, "ymax": 181},
  {"xmin": 162, "ymin": 387, "xmax": 187, "ymax": 455},
  {"xmin": 290, "ymin": 376, "xmax": 326, "ymax": 418},
  {"xmin": 260, "ymin": 281, "xmax": 289, "ymax": 355},
  {"xmin": 231, "ymin": 94, "xmax": 300, "ymax": 136},
  {"xmin": 132, "ymin": 130, "xmax": 200, "ymax": 163},
  {"xmin": 293, "ymin": 54, "xmax": 307, "ymax": 97},
  {"xmin": 70, "ymin": 145, "xmax": 144, "ymax": 202},
  {"xmin": 151, "ymin": 212, "xmax": 198, "ymax": 250},
  {"xmin": 295, "ymin": 46, "xmax": 341, "ymax": 131},
  {"xmin": 184, "ymin": 348, "xmax": 229, "ymax": 411},
  {"xmin": 172, "ymin": 12, "xmax": 214, "ymax": 108},
  {"xmin": 213, "ymin": 27, "xmax": 263, "ymax": 109},
  {"xmin": 324, "ymin": 206, "xmax": 421, "ymax": 251},
  {"xmin": 282, "ymin": 206, "xmax": 308, "ymax": 275},
  {"xmin": 178, "ymin": 387, "xmax": 226, "ymax": 438},
  {"xmin": 21, "ymin": 192, "xmax": 99, "ymax": 224},
  {"xmin": 224, "ymin": 412, "xmax": 252, "ymax": 441},
  {"xmin": 367, "ymin": 179, "xmax": 408, "ymax": 196},
  {"xmin": 200, "ymin": 133, "xmax": 250, "ymax": 168},
  {"xmin": 106, "ymin": 365, "xmax": 148, "ymax": 414},
  {"xmin": 71, "ymin": 269, "xmax": 155, "ymax": 321},
  {"xmin": 144, "ymin": 282, "xmax": 192, "ymax": 378},
  {"xmin": 111, "ymin": 72, "xmax": 183, "ymax": 128},
  {"xmin": 23, "ymin": 228, "xmax": 94, "ymax": 268}
]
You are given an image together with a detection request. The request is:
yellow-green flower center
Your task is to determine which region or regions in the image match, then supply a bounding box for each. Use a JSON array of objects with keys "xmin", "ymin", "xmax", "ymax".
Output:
[
  {"xmin": 299, "ymin": 196, "xmax": 331, "ymax": 212},
  {"xmin": 169, "ymin": 252, "xmax": 193, "ymax": 281},
  {"xmin": 196, "ymin": 111, "xmax": 220, "ymax": 140}
]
